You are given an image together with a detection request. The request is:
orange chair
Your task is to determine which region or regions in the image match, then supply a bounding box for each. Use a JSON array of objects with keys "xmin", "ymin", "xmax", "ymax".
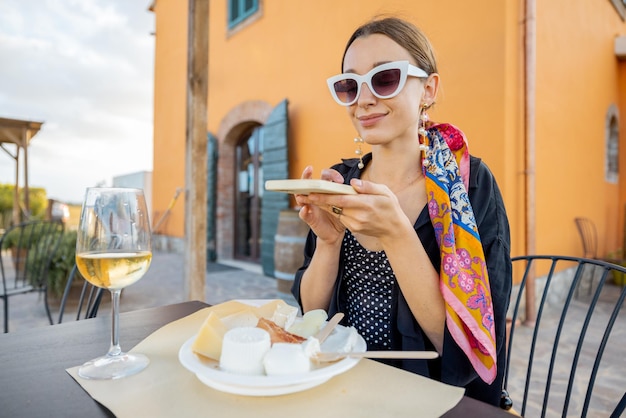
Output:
[{"xmin": 574, "ymin": 217, "xmax": 598, "ymax": 259}]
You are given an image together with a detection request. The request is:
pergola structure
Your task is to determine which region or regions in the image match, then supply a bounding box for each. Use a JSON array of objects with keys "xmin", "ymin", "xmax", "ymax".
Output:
[{"xmin": 0, "ymin": 117, "xmax": 44, "ymax": 225}]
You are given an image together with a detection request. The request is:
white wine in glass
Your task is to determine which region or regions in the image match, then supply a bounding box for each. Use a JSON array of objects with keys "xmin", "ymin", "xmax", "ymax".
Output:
[{"xmin": 76, "ymin": 187, "xmax": 152, "ymax": 380}]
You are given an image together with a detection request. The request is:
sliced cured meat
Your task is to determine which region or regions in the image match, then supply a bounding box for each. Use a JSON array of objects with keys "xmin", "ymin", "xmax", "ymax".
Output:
[{"xmin": 257, "ymin": 318, "xmax": 306, "ymax": 344}]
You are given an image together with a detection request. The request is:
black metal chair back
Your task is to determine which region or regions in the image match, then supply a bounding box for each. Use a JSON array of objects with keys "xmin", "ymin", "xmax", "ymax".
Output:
[
  {"xmin": 503, "ymin": 255, "xmax": 626, "ymax": 417},
  {"xmin": 57, "ymin": 264, "xmax": 103, "ymax": 323},
  {"xmin": 0, "ymin": 220, "xmax": 64, "ymax": 332}
]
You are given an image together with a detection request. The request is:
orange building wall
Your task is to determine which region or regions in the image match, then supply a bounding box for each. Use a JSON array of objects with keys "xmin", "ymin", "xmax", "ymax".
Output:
[
  {"xmin": 534, "ymin": 0, "xmax": 626, "ymax": 257},
  {"xmin": 150, "ymin": 0, "xmax": 626, "ymax": 260},
  {"xmin": 207, "ymin": 1, "xmax": 518, "ymax": 173},
  {"xmin": 151, "ymin": 0, "xmax": 188, "ymax": 237},
  {"xmin": 204, "ymin": 0, "xmax": 525, "ymax": 254}
]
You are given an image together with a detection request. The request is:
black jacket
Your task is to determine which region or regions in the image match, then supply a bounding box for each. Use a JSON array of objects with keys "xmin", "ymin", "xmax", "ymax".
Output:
[{"xmin": 292, "ymin": 153, "xmax": 512, "ymax": 406}]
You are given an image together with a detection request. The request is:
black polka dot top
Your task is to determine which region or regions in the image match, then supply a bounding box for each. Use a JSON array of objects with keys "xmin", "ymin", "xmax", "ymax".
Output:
[{"xmin": 342, "ymin": 230, "xmax": 395, "ymax": 350}]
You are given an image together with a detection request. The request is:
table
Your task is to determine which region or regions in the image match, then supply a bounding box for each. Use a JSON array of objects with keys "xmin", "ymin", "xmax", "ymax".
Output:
[{"xmin": 0, "ymin": 301, "xmax": 512, "ymax": 417}]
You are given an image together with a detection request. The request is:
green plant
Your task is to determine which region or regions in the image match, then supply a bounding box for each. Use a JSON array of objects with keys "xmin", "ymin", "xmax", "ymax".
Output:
[
  {"xmin": 0, "ymin": 183, "xmax": 48, "ymax": 224},
  {"xmin": 604, "ymin": 205, "xmax": 626, "ymax": 286},
  {"xmin": 2, "ymin": 223, "xmax": 75, "ymax": 296},
  {"xmin": 606, "ymin": 248, "xmax": 624, "ymax": 262},
  {"xmin": 2, "ymin": 222, "xmax": 46, "ymax": 250},
  {"xmin": 605, "ymin": 251, "xmax": 626, "ymax": 286},
  {"xmin": 31, "ymin": 230, "xmax": 77, "ymax": 297}
]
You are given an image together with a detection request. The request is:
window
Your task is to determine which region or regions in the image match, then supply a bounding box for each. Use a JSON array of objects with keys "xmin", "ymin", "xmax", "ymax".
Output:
[
  {"xmin": 228, "ymin": 0, "xmax": 259, "ymax": 29},
  {"xmin": 605, "ymin": 105, "xmax": 620, "ymax": 183}
]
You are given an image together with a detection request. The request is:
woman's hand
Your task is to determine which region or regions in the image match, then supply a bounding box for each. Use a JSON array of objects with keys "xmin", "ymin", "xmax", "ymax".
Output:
[
  {"xmin": 341, "ymin": 179, "xmax": 406, "ymax": 237},
  {"xmin": 295, "ymin": 166, "xmax": 346, "ymax": 245},
  {"xmin": 304, "ymin": 177, "xmax": 409, "ymax": 245},
  {"xmin": 296, "ymin": 167, "xmax": 443, "ymax": 343}
]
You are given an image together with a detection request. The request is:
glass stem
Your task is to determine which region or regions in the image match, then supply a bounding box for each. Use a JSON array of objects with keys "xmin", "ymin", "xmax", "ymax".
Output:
[{"xmin": 107, "ymin": 289, "xmax": 122, "ymax": 357}]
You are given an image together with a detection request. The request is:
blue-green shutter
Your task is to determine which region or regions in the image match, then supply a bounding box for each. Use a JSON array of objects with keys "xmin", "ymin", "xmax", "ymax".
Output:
[
  {"xmin": 260, "ymin": 99, "xmax": 289, "ymax": 277},
  {"xmin": 207, "ymin": 132, "xmax": 218, "ymax": 262}
]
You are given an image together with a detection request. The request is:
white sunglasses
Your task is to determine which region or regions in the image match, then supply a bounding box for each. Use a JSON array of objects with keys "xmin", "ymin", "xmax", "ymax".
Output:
[{"xmin": 326, "ymin": 60, "xmax": 429, "ymax": 106}]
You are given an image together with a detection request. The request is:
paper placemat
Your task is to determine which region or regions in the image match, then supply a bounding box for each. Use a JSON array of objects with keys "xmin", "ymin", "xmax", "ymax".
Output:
[{"xmin": 67, "ymin": 306, "xmax": 464, "ymax": 418}]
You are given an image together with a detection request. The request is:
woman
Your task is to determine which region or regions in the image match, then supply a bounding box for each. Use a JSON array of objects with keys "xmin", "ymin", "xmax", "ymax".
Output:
[{"xmin": 291, "ymin": 16, "xmax": 512, "ymax": 406}]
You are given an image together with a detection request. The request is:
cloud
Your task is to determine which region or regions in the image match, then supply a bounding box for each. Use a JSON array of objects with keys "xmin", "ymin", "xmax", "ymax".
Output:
[{"xmin": 0, "ymin": 0, "xmax": 154, "ymax": 203}]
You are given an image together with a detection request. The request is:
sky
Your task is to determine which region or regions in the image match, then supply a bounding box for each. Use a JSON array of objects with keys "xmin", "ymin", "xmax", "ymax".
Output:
[{"xmin": 0, "ymin": 0, "xmax": 155, "ymax": 204}]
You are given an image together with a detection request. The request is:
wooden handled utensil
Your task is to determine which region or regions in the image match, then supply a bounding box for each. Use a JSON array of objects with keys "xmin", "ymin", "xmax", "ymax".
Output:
[
  {"xmin": 314, "ymin": 350, "xmax": 439, "ymax": 363},
  {"xmin": 313, "ymin": 312, "xmax": 344, "ymax": 344}
]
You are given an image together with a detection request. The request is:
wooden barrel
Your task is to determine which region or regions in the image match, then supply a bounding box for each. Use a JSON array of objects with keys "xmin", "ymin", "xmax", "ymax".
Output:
[{"xmin": 274, "ymin": 209, "xmax": 309, "ymax": 293}]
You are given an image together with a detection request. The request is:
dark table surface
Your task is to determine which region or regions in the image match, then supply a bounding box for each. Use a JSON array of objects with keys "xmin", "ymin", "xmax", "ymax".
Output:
[{"xmin": 0, "ymin": 301, "xmax": 512, "ymax": 417}]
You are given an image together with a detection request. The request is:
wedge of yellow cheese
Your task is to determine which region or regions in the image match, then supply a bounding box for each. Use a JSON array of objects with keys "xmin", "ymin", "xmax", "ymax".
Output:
[
  {"xmin": 192, "ymin": 300, "xmax": 301, "ymax": 361},
  {"xmin": 253, "ymin": 299, "xmax": 288, "ymax": 319},
  {"xmin": 191, "ymin": 311, "xmax": 228, "ymax": 360},
  {"xmin": 205, "ymin": 300, "xmax": 250, "ymax": 317},
  {"xmin": 221, "ymin": 308, "xmax": 260, "ymax": 329}
]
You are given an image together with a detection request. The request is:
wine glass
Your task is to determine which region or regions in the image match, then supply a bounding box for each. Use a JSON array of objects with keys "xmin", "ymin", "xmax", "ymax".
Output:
[{"xmin": 75, "ymin": 187, "xmax": 153, "ymax": 380}]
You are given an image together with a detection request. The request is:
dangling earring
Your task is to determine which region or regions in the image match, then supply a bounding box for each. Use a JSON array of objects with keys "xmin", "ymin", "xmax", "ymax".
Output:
[
  {"xmin": 354, "ymin": 137, "xmax": 365, "ymax": 169},
  {"xmin": 419, "ymin": 103, "xmax": 431, "ymax": 164}
]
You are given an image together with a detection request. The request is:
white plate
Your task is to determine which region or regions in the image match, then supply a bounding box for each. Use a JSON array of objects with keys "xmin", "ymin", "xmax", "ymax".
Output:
[
  {"xmin": 195, "ymin": 373, "xmax": 329, "ymax": 396},
  {"xmin": 178, "ymin": 326, "xmax": 366, "ymax": 396}
]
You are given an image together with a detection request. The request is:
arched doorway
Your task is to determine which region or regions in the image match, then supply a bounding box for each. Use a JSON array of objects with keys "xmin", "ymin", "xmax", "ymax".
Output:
[
  {"xmin": 215, "ymin": 99, "xmax": 289, "ymax": 276},
  {"xmin": 234, "ymin": 126, "xmax": 263, "ymax": 261}
]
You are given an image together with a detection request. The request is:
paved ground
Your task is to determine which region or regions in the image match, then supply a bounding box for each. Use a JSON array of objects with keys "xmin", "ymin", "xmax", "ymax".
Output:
[{"xmin": 3, "ymin": 250, "xmax": 624, "ymax": 417}]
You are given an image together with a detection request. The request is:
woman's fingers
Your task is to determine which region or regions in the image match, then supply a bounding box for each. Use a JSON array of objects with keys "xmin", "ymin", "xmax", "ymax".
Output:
[
  {"xmin": 298, "ymin": 204, "xmax": 314, "ymax": 223},
  {"xmin": 295, "ymin": 166, "xmax": 314, "ymax": 206},
  {"xmin": 300, "ymin": 165, "xmax": 314, "ymax": 180},
  {"xmin": 350, "ymin": 178, "xmax": 394, "ymax": 197},
  {"xmin": 320, "ymin": 168, "xmax": 345, "ymax": 184},
  {"xmin": 299, "ymin": 201, "xmax": 345, "ymax": 243}
]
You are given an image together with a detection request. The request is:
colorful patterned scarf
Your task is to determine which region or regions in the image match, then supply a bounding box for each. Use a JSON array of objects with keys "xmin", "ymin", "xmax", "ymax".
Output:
[{"xmin": 422, "ymin": 122, "xmax": 497, "ymax": 384}]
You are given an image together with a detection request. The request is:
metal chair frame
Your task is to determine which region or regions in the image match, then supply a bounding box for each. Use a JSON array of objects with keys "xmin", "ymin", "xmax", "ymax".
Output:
[
  {"xmin": 504, "ymin": 255, "xmax": 626, "ymax": 417},
  {"xmin": 0, "ymin": 220, "xmax": 64, "ymax": 332},
  {"xmin": 57, "ymin": 264, "xmax": 103, "ymax": 324}
]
